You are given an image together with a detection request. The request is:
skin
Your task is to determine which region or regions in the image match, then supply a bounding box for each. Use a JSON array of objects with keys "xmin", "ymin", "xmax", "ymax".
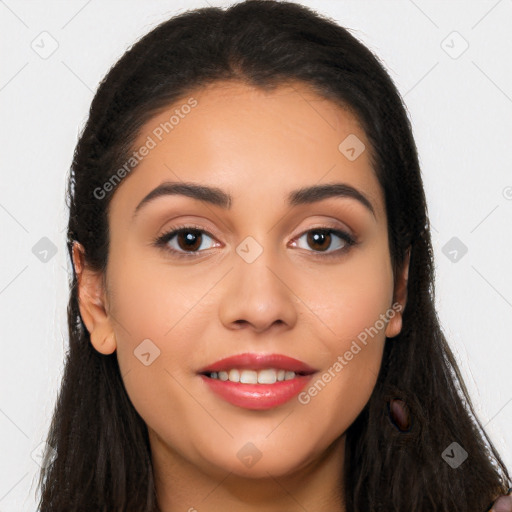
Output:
[{"xmin": 73, "ymin": 80, "xmax": 409, "ymax": 511}]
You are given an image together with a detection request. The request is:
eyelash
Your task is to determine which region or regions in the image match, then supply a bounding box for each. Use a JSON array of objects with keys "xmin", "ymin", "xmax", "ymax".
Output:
[{"xmin": 152, "ymin": 223, "xmax": 358, "ymax": 260}]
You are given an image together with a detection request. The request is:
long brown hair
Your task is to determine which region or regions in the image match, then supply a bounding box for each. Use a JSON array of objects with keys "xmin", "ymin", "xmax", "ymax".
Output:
[{"xmin": 37, "ymin": 1, "xmax": 511, "ymax": 510}]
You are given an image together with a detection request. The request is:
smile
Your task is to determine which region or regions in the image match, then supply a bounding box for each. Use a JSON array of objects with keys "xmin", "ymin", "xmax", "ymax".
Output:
[
  {"xmin": 199, "ymin": 372, "xmax": 315, "ymax": 410},
  {"xmin": 204, "ymin": 368, "xmax": 301, "ymax": 384}
]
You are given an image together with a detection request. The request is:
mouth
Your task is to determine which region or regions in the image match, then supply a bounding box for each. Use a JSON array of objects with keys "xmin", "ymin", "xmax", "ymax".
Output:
[
  {"xmin": 200, "ymin": 368, "xmax": 312, "ymax": 383},
  {"xmin": 197, "ymin": 352, "xmax": 317, "ymax": 376},
  {"xmin": 197, "ymin": 353, "xmax": 317, "ymax": 410}
]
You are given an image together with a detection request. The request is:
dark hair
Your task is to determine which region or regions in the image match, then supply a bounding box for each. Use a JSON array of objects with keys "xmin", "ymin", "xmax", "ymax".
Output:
[{"xmin": 37, "ymin": 1, "xmax": 511, "ymax": 510}]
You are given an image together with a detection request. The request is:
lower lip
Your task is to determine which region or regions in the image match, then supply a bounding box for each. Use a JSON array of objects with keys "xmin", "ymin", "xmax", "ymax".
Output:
[{"xmin": 199, "ymin": 374, "xmax": 314, "ymax": 410}]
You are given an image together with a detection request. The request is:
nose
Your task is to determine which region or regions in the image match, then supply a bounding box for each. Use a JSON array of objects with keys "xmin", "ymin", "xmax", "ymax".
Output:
[{"xmin": 218, "ymin": 250, "xmax": 298, "ymax": 335}]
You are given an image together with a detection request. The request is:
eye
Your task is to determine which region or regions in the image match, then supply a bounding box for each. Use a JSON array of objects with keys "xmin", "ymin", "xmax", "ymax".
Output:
[
  {"xmin": 153, "ymin": 224, "xmax": 217, "ymax": 257},
  {"xmin": 291, "ymin": 227, "xmax": 357, "ymax": 258},
  {"xmin": 152, "ymin": 224, "xmax": 358, "ymax": 259}
]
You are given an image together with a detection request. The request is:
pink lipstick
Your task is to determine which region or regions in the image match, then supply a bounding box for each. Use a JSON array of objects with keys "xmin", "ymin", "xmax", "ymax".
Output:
[{"xmin": 197, "ymin": 353, "xmax": 317, "ymax": 410}]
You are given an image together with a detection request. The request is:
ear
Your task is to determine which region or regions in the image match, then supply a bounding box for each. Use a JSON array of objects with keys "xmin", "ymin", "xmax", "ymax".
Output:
[
  {"xmin": 385, "ymin": 246, "xmax": 410, "ymax": 339},
  {"xmin": 72, "ymin": 241, "xmax": 117, "ymax": 355}
]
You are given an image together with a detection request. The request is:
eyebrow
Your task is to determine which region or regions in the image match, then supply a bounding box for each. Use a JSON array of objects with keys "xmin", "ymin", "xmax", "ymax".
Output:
[{"xmin": 132, "ymin": 181, "xmax": 376, "ymax": 220}]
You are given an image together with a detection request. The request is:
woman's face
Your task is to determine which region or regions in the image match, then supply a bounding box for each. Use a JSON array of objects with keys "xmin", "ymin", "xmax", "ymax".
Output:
[{"xmin": 76, "ymin": 81, "xmax": 408, "ymax": 481}]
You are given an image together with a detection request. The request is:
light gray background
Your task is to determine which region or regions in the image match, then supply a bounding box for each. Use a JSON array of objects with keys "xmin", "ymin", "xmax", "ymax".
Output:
[{"xmin": 1, "ymin": 1, "xmax": 511, "ymax": 510}]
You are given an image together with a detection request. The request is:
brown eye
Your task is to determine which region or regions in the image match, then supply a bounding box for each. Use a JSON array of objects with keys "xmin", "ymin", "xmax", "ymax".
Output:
[
  {"xmin": 154, "ymin": 226, "xmax": 217, "ymax": 256},
  {"xmin": 306, "ymin": 229, "xmax": 332, "ymax": 252},
  {"xmin": 175, "ymin": 229, "xmax": 203, "ymax": 252},
  {"xmin": 294, "ymin": 228, "xmax": 355, "ymax": 256}
]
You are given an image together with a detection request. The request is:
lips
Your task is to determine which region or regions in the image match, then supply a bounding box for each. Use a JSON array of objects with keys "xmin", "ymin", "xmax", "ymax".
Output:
[
  {"xmin": 197, "ymin": 352, "xmax": 318, "ymax": 375},
  {"xmin": 197, "ymin": 353, "xmax": 318, "ymax": 410},
  {"xmin": 199, "ymin": 374, "xmax": 315, "ymax": 410}
]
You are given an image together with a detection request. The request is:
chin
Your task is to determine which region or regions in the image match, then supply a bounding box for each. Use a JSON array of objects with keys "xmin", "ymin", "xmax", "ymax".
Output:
[{"xmin": 201, "ymin": 446, "xmax": 314, "ymax": 480}]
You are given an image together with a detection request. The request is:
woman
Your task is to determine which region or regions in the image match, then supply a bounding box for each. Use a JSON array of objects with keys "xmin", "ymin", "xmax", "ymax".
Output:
[{"xmin": 37, "ymin": 1, "xmax": 511, "ymax": 510}]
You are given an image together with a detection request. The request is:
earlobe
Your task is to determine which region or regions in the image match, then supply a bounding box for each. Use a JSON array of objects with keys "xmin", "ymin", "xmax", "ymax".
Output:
[
  {"xmin": 72, "ymin": 241, "xmax": 117, "ymax": 355},
  {"xmin": 90, "ymin": 331, "xmax": 117, "ymax": 355},
  {"xmin": 385, "ymin": 314, "xmax": 402, "ymax": 339},
  {"xmin": 385, "ymin": 246, "xmax": 411, "ymax": 339}
]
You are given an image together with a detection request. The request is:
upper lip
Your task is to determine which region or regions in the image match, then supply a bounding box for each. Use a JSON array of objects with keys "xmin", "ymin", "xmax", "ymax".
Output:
[{"xmin": 198, "ymin": 352, "xmax": 318, "ymax": 375}]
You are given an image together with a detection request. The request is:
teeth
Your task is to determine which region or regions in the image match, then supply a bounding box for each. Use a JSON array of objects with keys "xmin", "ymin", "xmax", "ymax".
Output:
[
  {"xmin": 208, "ymin": 368, "xmax": 298, "ymax": 384},
  {"xmin": 258, "ymin": 369, "xmax": 276, "ymax": 384},
  {"xmin": 229, "ymin": 369, "xmax": 241, "ymax": 382},
  {"xmin": 240, "ymin": 370, "xmax": 257, "ymax": 384}
]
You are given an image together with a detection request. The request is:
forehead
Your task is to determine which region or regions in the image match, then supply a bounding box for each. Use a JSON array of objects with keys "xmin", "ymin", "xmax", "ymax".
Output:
[{"xmin": 111, "ymin": 80, "xmax": 384, "ymax": 222}]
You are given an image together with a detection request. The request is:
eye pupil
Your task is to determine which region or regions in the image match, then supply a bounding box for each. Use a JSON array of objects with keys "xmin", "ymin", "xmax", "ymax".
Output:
[
  {"xmin": 178, "ymin": 229, "xmax": 202, "ymax": 251},
  {"xmin": 307, "ymin": 230, "xmax": 331, "ymax": 252}
]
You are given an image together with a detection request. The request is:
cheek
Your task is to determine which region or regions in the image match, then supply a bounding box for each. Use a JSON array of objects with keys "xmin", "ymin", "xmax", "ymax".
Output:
[
  {"xmin": 296, "ymin": 235, "xmax": 394, "ymax": 344},
  {"xmin": 293, "ymin": 243, "xmax": 393, "ymax": 427},
  {"xmin": 106, "ymin": 260, "xmax": 204, "ymax": 455},
  {"xmin": 105, "ymin": 253, "xmax": 212, "ymax": 416},
  {"xmin": 107, "ymin": 250, "xmax": 206, "ymax": 349},
  {"xmin": 103, "ymin": 258, "xmax": 172, "ymax": 403}
]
